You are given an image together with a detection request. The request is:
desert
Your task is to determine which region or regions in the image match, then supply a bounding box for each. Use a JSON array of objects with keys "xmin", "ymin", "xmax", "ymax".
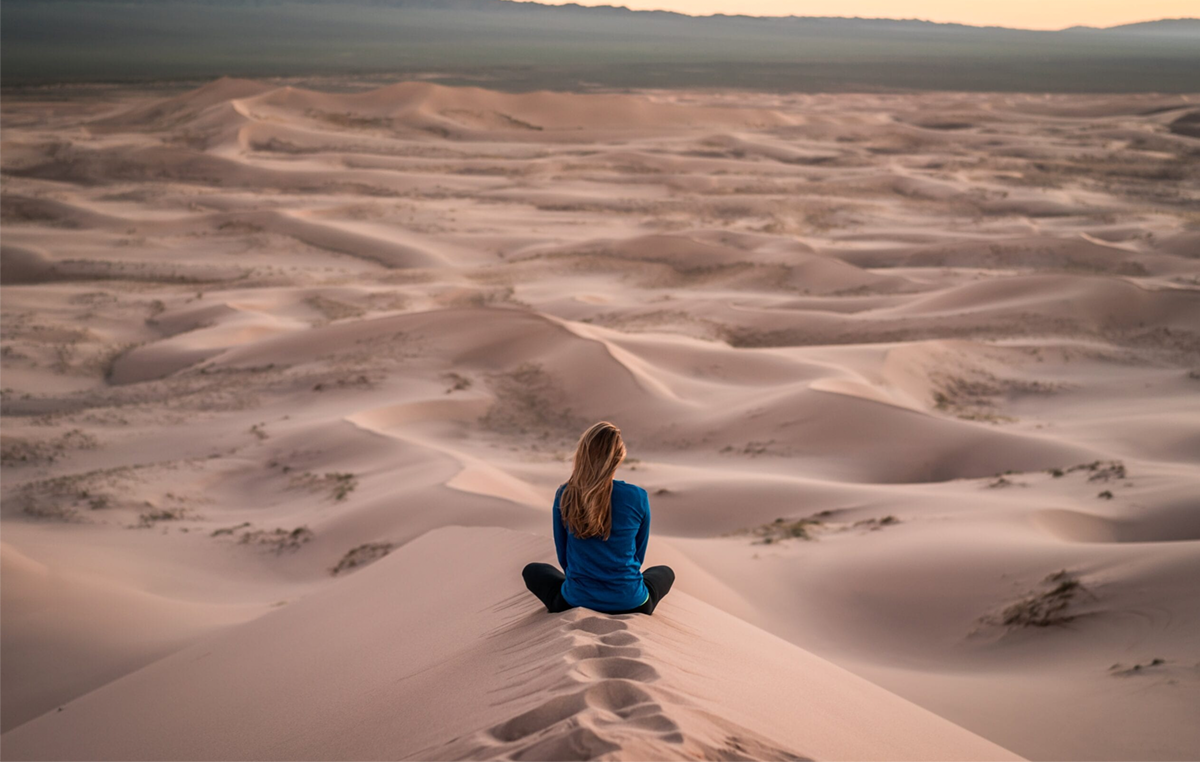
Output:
[{"xmin": 2, "ymin": 78, "xmax": 1199, "ymax": 760}]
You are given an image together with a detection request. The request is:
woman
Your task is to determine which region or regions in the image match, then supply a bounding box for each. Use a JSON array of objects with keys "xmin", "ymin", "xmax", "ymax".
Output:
[{"xmin": 522, "ymin": 421, "xmax": 675, "ymax": 615}]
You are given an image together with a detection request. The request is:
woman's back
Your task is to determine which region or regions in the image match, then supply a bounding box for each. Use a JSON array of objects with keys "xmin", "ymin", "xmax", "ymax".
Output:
[
  {"xmin": 521, "ymin": 421, "xmax": 674, "ymax": 616},
  {"xmin": 553, "ymin": 479, "xmax": 650, "ymax": 612}
]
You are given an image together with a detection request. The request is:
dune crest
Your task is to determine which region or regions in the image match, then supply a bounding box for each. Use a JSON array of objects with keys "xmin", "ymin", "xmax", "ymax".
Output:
[
  {"xmin": 95, "ymin": 79, "xmax": 795, "ymax": 144},
  {"xmin": 0, "ymin": 527, "xmax": 1019, "ymax": 762}
]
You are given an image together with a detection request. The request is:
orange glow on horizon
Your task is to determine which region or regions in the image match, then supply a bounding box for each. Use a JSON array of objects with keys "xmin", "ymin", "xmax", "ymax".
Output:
[{"xmin": 530, "ymin": 0, "xmax": 1196, "ymax": 31}]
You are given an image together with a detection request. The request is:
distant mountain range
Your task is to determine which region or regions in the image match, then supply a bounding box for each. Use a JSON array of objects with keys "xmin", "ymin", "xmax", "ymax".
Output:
[
  {"xmin": 506, "ymin": 4, "xmax": 1200, "ymax": 33},
  {"xmin": 1070, "ymin": 18, "xmax": 1200, "ymax": 34},
  {"xmin": 3, "ymin": 0, "xmax": 1198, "ymax": 91}
]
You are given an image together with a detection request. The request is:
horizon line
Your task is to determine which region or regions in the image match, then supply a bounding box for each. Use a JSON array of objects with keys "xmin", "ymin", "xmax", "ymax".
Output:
[{"xmin": 506, "ymin": 2, "xmax": 1198, "ymax": 33}]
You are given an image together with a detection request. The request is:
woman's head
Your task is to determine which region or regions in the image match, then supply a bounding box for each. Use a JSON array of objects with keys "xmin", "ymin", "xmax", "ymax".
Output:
[{"xmin": 560, "ymin": 421, "xmax": 626, "ymax": 540}]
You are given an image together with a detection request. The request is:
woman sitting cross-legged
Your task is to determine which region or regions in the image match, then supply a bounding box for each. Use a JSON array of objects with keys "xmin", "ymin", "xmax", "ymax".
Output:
[{"xmin": 522, "ymin": 421, "xmax": 675, "ymax": 615}]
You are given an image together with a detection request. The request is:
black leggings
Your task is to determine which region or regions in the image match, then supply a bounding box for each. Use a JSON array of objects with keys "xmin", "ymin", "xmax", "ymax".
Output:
[{"xmin": 522, "ymin": 562, "xmax": 675, "ymax": 615}]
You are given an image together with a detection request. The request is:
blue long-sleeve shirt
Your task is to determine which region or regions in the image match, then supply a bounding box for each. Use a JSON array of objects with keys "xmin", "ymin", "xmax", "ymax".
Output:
[{"xmin": 553, "ymin": 479, "xmax": 651, "ymax": 612}]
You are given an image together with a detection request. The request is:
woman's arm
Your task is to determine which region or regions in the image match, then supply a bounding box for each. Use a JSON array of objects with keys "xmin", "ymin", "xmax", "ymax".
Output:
[
  {"xmin": 633, "ymin": 488, "xmax": 650, "ymax": 567},
  {"xmin": 552, "ymin": 484, "xmax": 568, "ymax": 571}
]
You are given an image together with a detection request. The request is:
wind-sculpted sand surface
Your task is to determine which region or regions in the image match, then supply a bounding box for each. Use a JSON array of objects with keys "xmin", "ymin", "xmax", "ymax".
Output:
[{"xmin": 1, "ymin": 79, "xmax": 1198, "ymax": 760}]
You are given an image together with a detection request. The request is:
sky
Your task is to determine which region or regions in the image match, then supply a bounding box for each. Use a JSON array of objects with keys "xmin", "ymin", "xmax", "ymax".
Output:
[{"xmin": 535, "ymin": 0, "xmax": 1198, "ymax": 30}]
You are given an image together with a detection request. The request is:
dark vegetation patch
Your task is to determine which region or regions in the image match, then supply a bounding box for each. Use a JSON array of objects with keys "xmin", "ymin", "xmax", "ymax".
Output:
[
  {"xmin": 1109, "ymin": 658, "xmax": 1167, "ymax": 677},
  {"xmin": 479, "ymin": 363, "xmax": 587, "ymax": 445},
  {"xmin": 10, "ymin": 464, "xmax": 143, "ymax": 522},
  {"xmin": 211, "ymin": 521, "xmax": 251, "ymax": 537},
  {"xmin": 312, "ymin": 374, "xmax": 374, "ymax": 392},
  {"xmin": 304, "ymin": 295, "xmax": 365, "ymax": 323},
  {"xmin": 287, "ymin": 470, "xmax": 358, "ymax": 502},
  {"xmin": 1079, "ymin": 461, "xmax": 1127, "ymax": 482},
  {"xmin": 734, "ymin": 511, "xmax": 900, "ymax": 544},
  {"xmin": 985, "ymin": 570, "xmax": 1094, "ymax": 630},
  {"xmin": 986, "ymin": 475, "xmax": 1024, "ymax": 489},
  {"xmin": 919, "ymin": 122, "xmax": 974, "ymax": 131},
  {"xmin": 853, "ymin": 515, "xmax": 900, "ymax": 531},
  {"xmin": 719, "ymin": 439, "xmax": 791, "ymax": 457},
  {"xmin": 330, "ymin": 542, "xmax": 394, "ymax": 575},
  {"xmin": 214, "ymin": 220, "xmax": 267, "ymax": 235},
  {"xmin": 929, "ymin": 370, "xmax": 1056, "ymax": 424},
  {"xmin": 442, "ymin": 371, "xmax": 472, "ymax": 393},
  {"xmin": 135, "ymin": 506, "xmax": 187, "ymax": 527},
  {"xmin": 2, "ymin": 357, "xmax": 271, "ymax": 420},
  {"xmin": 1, "ymin": 428, "xmax": 98, "ymax": 466},
  {"xmin": 307, "ymin": 109, "xmax": 394, "ymax": 132},
  {"xmin": 239, "ymin": 526, "xmax": 315, "ymax": 553},
  {"xmin": 17, "ymin": 500, "xmax": 85, "ymax": 522},
  {"xmin": 737, "ymin": 516, "xmax": 824, "ymax": 544},
  {"xmin": 1045, "ymin": 460, "xmax": 1127, "ymax": 482}
]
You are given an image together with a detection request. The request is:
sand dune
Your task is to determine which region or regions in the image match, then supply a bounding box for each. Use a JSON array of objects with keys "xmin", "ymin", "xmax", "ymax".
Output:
[
  {"xmin": 0, "ymin": 527, "xmax": 1018, "ymax": 762},
  {"xmin": 2, "ymin": 80, "xmax": 1198, "ymax": 760},
  {"xmin": 0, "ymin": 542, "xmax": 260, "ymax": 732},
  {"xmin": 92, "ymin": 77, "xmax": 795, "ymax": 147},
  {"xmin": 90, "ymin": 77, "xmax": 277, "ymax": 131},
  {"xmin": 233, "ymin": 80, "xmax": 796, "ymax": 139}
]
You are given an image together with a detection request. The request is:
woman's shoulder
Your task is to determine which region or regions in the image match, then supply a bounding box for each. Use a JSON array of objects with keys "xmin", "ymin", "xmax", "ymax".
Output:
[{"xmin": 612, "ymin": 479, "xmax": 647, "ymax": 499}]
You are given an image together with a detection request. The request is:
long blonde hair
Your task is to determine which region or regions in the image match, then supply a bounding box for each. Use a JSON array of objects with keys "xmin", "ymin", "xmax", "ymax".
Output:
[{"xmin": 560, "ymin": 421, "xmax": 626, "ymax": 540}]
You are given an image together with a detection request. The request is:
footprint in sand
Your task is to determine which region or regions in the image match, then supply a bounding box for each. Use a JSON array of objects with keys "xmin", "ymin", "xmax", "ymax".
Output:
[
  {"xmin": 567, "ymin": 642, "xmax": 642, "ymax": 660},
  {"xmin": 507, "ymin": 725, "xmax": 621, "ymax": 761},
  {"xmin": 598, "ymin": 630, "xmax": 639, "ymax": 646},
  {"xmin": 571, "ymin": 655, "xmax": 660, "ymax": 682},
  {"xmin": 566, "ymin": 616, "xmax": 630, "ymax": 635},
  {"xmin": 487, "ymin": 681, "xmax": 682, "ymax": 758},
  {"xmin": 487, "ymin": 692, "xmax": 589, "ymax": 742},
  {"xmin": 477, "ymin": 615, "xmax": 680, "ymax": 758},
  {"xmin": 563, "ymin": 617, "xmax": 660, "ymax": 683},
  {"xmin": 435, "ymin": 612, "xmax": 804, "ymax": 760}
]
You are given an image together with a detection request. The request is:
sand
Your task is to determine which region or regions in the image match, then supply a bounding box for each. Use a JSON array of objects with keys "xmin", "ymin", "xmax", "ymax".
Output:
[
  {"xmin": 1, "ymin": 79, "xmax": 1198, "ymax": 760},
  {"xmin": 0, "ymin": 526, "xmax": 1018, "ymax": 761}
]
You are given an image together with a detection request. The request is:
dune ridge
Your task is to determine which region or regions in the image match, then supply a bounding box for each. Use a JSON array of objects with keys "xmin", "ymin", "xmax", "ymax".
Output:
[{"xmin": 0, "ymin": 527, "xmax": 1019, "ymax": 762}]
